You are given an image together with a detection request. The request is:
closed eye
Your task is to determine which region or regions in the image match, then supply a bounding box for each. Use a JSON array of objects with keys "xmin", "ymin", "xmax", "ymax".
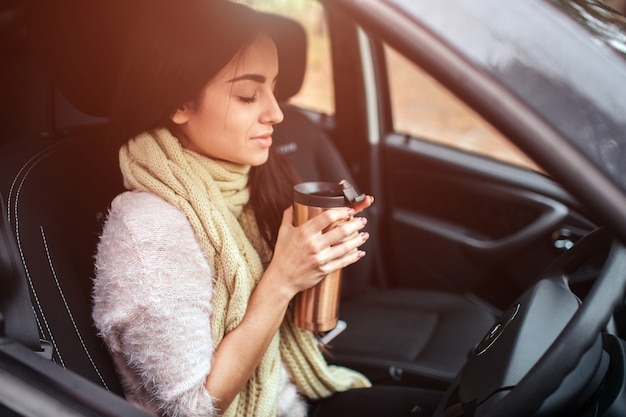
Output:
[{"xmin": 238, "ymin": 94, "xmax": 258, "ymax": 104}]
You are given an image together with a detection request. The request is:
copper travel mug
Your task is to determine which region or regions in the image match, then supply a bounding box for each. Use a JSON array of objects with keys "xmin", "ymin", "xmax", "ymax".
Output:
[{"xmin": 293, "ymin": 180, "xmax": 365, "ymax": 332}]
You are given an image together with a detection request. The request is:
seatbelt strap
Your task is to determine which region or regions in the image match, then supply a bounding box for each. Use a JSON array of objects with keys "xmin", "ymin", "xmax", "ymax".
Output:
[{"xmin": 0, "ymin": 194, "xmax": 44, "ymax": 353}]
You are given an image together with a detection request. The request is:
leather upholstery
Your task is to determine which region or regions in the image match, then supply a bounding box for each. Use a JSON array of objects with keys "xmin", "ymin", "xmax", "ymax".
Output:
[
  {"xmin": 0, "ymin": 128, "xmax": 125, "ymax": 395},
  {"xmin": 271, "ymin": 20, "xmax": 499, "ymax": 387},
  {"xmin": 0, "ymin": 8, "xmax": 498, "ymax": 392}
]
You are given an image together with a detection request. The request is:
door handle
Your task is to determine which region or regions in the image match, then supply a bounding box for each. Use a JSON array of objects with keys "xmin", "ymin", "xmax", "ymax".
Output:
[{"xmin": 461, "ymin": 193, "xmax": 568, "ymax": 263}]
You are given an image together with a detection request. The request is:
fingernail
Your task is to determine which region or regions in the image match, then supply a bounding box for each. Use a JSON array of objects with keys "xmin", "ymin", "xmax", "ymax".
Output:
[
  {"xmin": 361, "ymin": 232, "xmax": 370, "ymax": 241},
  {"xmin": 358, "ymin": 250, "xmax": 366, "ymax": 258},
  {"xmin": 360, "ymin": 217, "xmax": 368, "ymax": 225}
]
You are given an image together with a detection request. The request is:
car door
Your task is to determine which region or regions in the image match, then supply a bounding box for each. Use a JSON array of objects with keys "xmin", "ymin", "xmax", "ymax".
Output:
[
  {"xmin": 321, "ymin": 7, "xmax": 599, "ymax": 311},
  {"xmin": 240, "ymin": 0, "xmax": 598, "ymax": 311}
]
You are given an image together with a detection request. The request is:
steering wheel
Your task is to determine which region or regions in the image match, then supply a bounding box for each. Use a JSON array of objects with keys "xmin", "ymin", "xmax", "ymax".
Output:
[{"xmin": 435, "ymin": 227, "xmax": 626, "ymax": 417}]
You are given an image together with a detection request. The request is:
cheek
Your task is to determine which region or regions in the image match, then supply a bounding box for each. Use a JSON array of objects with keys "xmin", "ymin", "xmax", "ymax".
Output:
[
  {"xmin": 197, "ymin": 106, "xmax": 231, "ymax": 138},
  {"xmin": 225, "ymin": 106, "xmax": 257, "ymax": 133}
]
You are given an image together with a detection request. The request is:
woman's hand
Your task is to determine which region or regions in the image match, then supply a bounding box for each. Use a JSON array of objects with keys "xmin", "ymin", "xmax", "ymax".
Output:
[
  {"xmin": 338, "ymin": 179, "xmax": 374, "ymax": 215},
  {"xmin": 205, "ymin": 195, "xmax": 373, "ymax": 410},
  {"xmin": 353, "ymin": 194, "xmax": 374, "ymax": 214},
  {"xmin": 265, "ymin": 199, "xmax": 373, "ymax": 298}
]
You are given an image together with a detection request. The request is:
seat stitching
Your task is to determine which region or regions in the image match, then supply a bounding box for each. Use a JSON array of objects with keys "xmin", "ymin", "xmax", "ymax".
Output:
[
  {"xmin": 8, "ymin": 136, "xmax": 114, "ymax": 389},
  {"xmin": 4, "ymin": 149, "xmax": 48, "ymax": 341},
  {"xmin": 30, "ymin": 304, "xmax": 45, "ymax": 342},
  {"xmin": 7, "ymin": 140, "xmax": 67, "ymax": 225},
  {"xmin": 11, "ymin": 142, "xmax": 73, "ymax": 366},
  {"xmin": 7, "ymin": 151, "xmax": 39, "ymax": 223},
  {"xmin": 40, "ymin": 226, "xmax": 110, "ymax": 390}
]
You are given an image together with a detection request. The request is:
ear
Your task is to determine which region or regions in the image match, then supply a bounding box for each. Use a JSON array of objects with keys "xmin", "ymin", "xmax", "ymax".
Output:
[{"xmin": 170, "ymin": 105, "xmax": 190, "ymax": 125}]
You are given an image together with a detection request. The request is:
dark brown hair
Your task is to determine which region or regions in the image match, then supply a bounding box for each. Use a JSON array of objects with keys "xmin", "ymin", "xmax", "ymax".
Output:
[
  {"xmin": 108, "ymin": 0, "xmax": 297, "ymax": 246},
  {"xmin": 109, "ymin": 0, "xmax": 258, "ymax": 146},
  {"xmin": 249, "ymin": 150, "xmax": 300, "ymax": 247}
]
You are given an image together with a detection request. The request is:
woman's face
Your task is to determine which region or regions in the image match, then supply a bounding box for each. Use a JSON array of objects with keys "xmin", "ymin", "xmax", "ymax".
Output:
[{"xmin": 172, "ymin": 34, "xmax": 283, "ymax": 166}]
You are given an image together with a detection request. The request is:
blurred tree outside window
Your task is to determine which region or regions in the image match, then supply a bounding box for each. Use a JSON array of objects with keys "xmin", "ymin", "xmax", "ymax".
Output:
[
  {"xmin": 238, "ymin": 0, "xmax": 539, "ymax": 171},
  {"xmin": 235, "ymin": 0, "xmax": 334, "ymax": 115},
  {"xmin": 385, "ymin": 45, "xmax": 540, "ymax": 171}
]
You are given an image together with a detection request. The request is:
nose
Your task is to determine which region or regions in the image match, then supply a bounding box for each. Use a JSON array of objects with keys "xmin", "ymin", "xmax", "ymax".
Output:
[{"xmin": 261, "ymin": 92, "xmax": 284, "ymax": 125}]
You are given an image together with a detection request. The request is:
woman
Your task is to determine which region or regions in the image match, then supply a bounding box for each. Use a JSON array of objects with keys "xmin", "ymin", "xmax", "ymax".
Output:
[{"xmin": 93, "ymin": 1, "xmax": 440, "ymax": 416}]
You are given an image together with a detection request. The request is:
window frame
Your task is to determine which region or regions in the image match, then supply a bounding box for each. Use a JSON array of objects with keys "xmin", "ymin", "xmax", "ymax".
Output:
[{"xmin": 373, "ymin": 35, "xmax": 540, "ymax": 172}]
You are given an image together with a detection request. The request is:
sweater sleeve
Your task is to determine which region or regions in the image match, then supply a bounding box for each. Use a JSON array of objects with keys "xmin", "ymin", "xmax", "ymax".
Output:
[{"xmin": 93, "ymin": 191, "xmax": 218, "ymax": 417}]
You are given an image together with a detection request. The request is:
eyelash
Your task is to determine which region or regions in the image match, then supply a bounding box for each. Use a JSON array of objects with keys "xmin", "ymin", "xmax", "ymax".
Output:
[{"xmin": 238, "ymin": 94, "xmax": 258, "ymax": 104}]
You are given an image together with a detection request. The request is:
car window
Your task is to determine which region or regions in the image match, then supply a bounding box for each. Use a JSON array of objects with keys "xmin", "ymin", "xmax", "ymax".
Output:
[
  {"xmin": 235, "ymin": 0, "xmax": 334, "ymax": 115},
  {"xmin": 384, "ymin": 44, "xmax": 540, "ymax": 171}
]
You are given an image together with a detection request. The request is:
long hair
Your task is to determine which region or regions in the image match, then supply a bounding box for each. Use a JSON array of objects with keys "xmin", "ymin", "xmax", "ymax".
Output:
[
  {"xmin": 249, "ymin": 149, "xmax": 300, "ymax": 247},
  {"xmin": 108, "ymin": 0, "xmax": 258, "ymax": 148},
  {"xmin": 108, "ymin": 0, "xmax": 295, "ymax": 247}
]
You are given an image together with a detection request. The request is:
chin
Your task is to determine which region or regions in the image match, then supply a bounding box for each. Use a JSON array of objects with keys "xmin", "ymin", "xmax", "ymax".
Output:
[{"xmin": 248, "ymin": 152, "xmax": 271, "ymax": 167}]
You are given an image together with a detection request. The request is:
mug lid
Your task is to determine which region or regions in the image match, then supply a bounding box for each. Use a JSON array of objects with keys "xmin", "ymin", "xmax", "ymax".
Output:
[{"xmin": 293, "ymin": 181, "xmax": 365, "ymax": 208}]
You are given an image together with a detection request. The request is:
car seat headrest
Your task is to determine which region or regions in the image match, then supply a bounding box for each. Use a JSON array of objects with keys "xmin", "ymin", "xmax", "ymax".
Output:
[{"xmin": 30, "ymin": 1, "xmax": 140, "ymax": 118}]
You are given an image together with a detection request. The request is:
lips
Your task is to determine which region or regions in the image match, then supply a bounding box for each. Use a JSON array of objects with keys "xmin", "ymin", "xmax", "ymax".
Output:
[{"xmin": 251, "ymin": 132, "xmax": 273, "ymax": 148}]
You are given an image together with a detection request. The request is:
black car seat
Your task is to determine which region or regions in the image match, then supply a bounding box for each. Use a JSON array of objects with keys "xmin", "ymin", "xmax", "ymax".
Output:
[
  {"xmin": 0, "ymin": 128, "xmax": 126, "ymax": 395},
  {"xmin": 271, "ymin": 15, "xmax": 499, "ymax": 387},
  {"xmin": 0, "ymin": 4, "xmax": 496, "ymax": 394},
  {"xmin": 0, "ymin": 1, "xmax": 126, "ymax": 396}
]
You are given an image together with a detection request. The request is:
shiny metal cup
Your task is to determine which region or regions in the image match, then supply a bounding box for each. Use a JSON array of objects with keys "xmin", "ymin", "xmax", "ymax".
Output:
[{"xmin": 292, "ymin": 181, "xmax": 364, "ymax": 332}]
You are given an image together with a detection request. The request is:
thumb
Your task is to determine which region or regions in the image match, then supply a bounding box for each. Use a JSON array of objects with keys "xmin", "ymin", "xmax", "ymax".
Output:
[{"xmin": 282, "ymin": 205, "xmax": 295, "ymax": 227}]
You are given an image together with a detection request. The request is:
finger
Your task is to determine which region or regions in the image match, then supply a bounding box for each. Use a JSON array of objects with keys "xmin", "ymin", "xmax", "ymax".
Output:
[
  {"xmin": 302, "ymin": 207, "xmax": 355, "ymax": 233},
  {"xmin": 322, "ymin": 216, "xmax": 367, "ymax": 245},
  {"xmin": 316, "ymin": 230, "xmax": 369, "ymax": 274},
  {"xmin": 330, "ymin": 231, "xmax": 369, "ymax": 254},
  {"xmin": 319, "ymin": 247, "xmax": 367, "ymax": 275},
  {"xmin": 281, "ymin": 205, "xmax": 294, "ymax": 226},
  {"xmin": 352, "ymin": 195, "xmax": 374, "ymax": 214}
]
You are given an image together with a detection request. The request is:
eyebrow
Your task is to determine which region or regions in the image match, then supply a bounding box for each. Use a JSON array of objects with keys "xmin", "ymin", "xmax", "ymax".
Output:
[{"xmin": 228, "ymin": 73, "xmax": 278, "ymax": 84}]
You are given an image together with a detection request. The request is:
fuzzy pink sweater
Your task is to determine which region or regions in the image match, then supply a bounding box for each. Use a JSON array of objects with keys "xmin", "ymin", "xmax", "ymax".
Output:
[{"xmin": 92, "ymin": 191, "xmax": 307, "ymax": 417}]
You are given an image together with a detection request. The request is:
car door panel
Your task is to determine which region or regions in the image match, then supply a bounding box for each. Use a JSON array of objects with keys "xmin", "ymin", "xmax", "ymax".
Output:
[{"xmin": 380, "ymin": 133, "xmax": 596, "ymax": 309}]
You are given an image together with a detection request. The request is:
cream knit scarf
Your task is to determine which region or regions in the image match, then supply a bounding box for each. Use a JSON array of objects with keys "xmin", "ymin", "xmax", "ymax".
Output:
[{"xmin": 119, "ymin": 128, "xmax": 370, "ymax": 417}]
